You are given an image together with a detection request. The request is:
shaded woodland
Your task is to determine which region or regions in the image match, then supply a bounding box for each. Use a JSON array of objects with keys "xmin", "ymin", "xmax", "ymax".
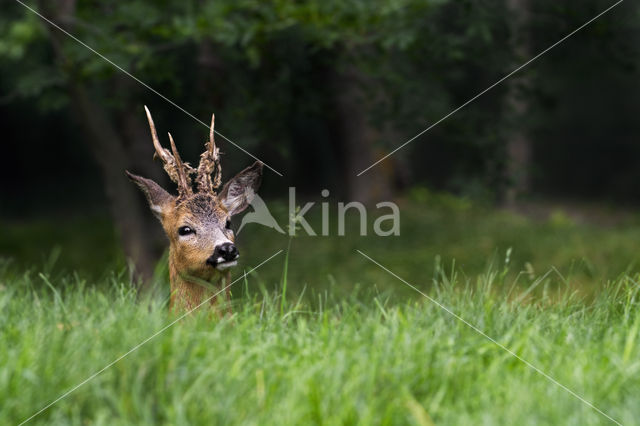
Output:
[{"xmin": 2, "ymin": 0, "xmax": 639, "ymax": 279}]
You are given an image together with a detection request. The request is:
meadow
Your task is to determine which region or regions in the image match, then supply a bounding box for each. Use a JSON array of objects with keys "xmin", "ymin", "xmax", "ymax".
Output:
[{"xmin": 2, "ymin": 194, "xmax": 640, "ymax": 425}]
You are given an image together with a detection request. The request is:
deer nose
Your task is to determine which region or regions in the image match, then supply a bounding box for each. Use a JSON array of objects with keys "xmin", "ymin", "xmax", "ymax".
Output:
[{"xmin": 212, "ymin": 242, "xmax": 239, "ymax": 263}]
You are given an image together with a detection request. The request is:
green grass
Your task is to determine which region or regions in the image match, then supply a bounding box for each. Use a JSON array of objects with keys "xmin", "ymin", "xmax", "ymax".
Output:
[
  {"xmin": 4, "ymin": 195, "xmax": 640, "ymax": 298},
  {"xmin": 0, "ymin": 214, "xmax": 121, "ymax": 279},
  {"xmin": 239, "ymin": 194, "xmax": 640, "ymax": 301},
  {"xmin": 2, "ymin": 197, "xmax": 640, "ymax": 424},
  {"xmin": 1, "ymin": 258, "xmax": 639, "ymax": 425}
]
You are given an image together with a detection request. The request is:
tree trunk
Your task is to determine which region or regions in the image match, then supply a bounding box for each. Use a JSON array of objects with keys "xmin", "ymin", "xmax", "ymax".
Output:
[
  {"xmin": 504, "ymin": 0, "xmax": 532, "ymax": 205},
  {"xmin": 330, "ymin": 60, "xmax": 393, "ymax": 204},
  {"xmin": 40, "ymin": 0, "xmax": 160, "ymax": 288},
  {"xmin": 69, "ymin": 85, "xmax": 159, "ymax": 286}
]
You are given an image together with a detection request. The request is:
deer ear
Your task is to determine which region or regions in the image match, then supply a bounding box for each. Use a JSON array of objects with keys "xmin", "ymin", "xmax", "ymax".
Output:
[
  {"xmin": 126, "ymin": 171, "xmax": 174, "ymax": 219},
  {"xmin": 220, "ymin": 161, "xmax": 263, "ymax": 216}
]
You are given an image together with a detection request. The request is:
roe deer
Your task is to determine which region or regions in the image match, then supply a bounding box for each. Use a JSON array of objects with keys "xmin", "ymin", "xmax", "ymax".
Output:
[{"xmin": 127, "ymin": 106, "xmax": 262, "ymax": 312}]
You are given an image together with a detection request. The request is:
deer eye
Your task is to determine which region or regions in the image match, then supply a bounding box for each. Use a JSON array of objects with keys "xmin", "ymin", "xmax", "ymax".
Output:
[
  {"xmin": 178, "ymin": 226, "xmax": 195, "ymax": 236},
  {"xmin": 225, "ymin": 220, "xmax": 232, "ymax": 230}
]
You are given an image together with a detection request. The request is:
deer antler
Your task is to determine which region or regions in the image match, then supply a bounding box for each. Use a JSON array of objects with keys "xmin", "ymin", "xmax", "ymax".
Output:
[
  {"xmin": 196, "ymin": 113, "xmax": 222, "ymax": 194},
  {"xmin": 144, "ymin": 106, "xmax": 194, "ymax": 198},
  {"xmin": 167, "ymin": 132, "xmax": 193, "ymax": 197}
]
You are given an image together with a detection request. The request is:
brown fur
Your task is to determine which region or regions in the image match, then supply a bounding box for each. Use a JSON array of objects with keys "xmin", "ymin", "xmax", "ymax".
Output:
[
  {"xmin": 127, "ymin": 108, "xmax": 263, "ymax": 314},
  {"xmin": 163, "ymin": 195, "xmax": 232, "ymax": 311},
  {"xmin": 169, "ymin": 261, "xmax": 230, "ymax": 313}
]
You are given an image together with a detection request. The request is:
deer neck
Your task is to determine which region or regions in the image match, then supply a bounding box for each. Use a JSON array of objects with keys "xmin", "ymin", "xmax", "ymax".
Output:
[{"xmin": 168, "ymin": 255, "xmax": 231, "ymax": 312}]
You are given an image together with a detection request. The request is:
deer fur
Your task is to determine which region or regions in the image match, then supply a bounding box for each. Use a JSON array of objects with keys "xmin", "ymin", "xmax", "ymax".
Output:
[{"xmin": 127, "ymin": 107, "xmax": 262, "ymax": 312}]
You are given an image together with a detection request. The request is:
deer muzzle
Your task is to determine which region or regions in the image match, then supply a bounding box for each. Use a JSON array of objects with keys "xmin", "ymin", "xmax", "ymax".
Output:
[{"xmin": 206, "ymin": 242, "xmax": 239, "ymax": 270}]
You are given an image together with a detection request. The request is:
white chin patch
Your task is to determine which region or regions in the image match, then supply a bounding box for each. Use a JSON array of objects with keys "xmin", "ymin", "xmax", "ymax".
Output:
[{"xmin": 215, "ymin": 260, "xmax": 238, "ymax": 270}]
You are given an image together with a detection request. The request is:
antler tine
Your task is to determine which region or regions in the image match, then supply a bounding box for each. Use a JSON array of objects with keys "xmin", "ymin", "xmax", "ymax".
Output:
[
  {"xmin": 209, "ymin": 113, "xmax": 222, "ymax": 189},
  {"xmin": 144, "ymin": 105, "xmax": 170, "ymax": 163},
  {"xmin": 144, "ymin": 106, "xmax": 194, "ymax": 197},
  {"xmin": 196, "ymin": 113, "xmax": 222, "ymax": 194},
  {"xmin": 209, "ymin": 113, "xmax": 215, "ymax": 155},
  {"xmin": 168, "ymin": 132, "xmax": 193, "ymax": 197}
]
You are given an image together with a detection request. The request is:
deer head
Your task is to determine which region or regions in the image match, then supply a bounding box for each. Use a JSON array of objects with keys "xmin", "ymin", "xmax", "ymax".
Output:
[{"xmin": 127, "ymin": 107, "xmax": 262, "ymax": 308}]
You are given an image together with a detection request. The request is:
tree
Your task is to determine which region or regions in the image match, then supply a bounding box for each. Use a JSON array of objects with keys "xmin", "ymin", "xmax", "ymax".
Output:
[
  {"xmin": 504, "ymin": 0, "xmax": 532, "ymax": 205},
  {"xmin": 1, "ymin": 1, "xmax": 190, "ymax": 286},
  {"xmin": 2, "ymin": 0, "xmax": 544, "ymax": 283}
]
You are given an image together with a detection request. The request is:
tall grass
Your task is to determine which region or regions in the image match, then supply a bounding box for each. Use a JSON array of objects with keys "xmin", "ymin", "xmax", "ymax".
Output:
[
  {"xmin": 1, "ymin": 255, "xmax": 639, "ymax": 425},
  {"xmin": 3, "ymin": 199, "xmax": 640, "ymax": 424}
]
